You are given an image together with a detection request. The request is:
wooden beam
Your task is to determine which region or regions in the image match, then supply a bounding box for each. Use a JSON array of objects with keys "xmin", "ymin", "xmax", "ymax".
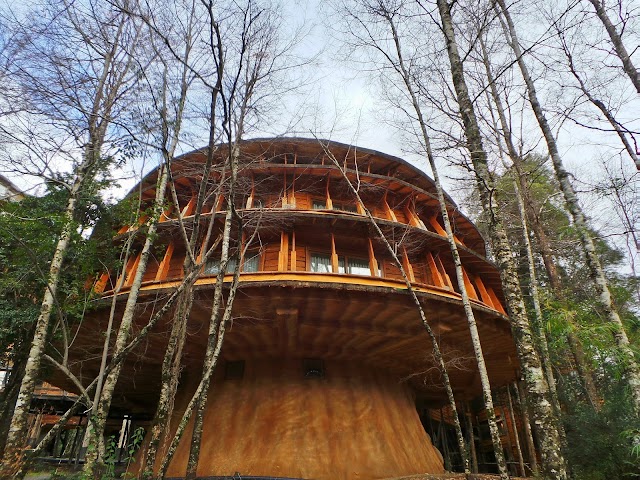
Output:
[
  {"xmin": 125, "ymin": 251, "xmax": 142, "ymax": 287},
  {"xmin": 278, "ymin": 231, "xmax": 289, "ymax": 271},
  {"xmin": 425, "ymin": 252, "xmax": 445, "ymax": 288},
  {"xmin": 325, "ymin": 176, "xmax": 333, "ymax": 209},
  {"xmin": 368, "ymin": 239, "xmax": 379, "ymax": 277},
  {"xmin": 434, "ymin": 255, "xmax": 454, "ymax": 290},
  {"xmin": 383, "ymin": 191, "xmax": 397, "ymax": 222},
  {"xmin": 487, "ymin": 287, "xmax": 506, "ymax": 315},
  {"xmin": 155, "ymin": 241, "xmax": 175, "ymax": 281},
  {"xmin": 461, "ymin": 267, "xmax": 479, "ymax": 300},
  {"xmin": 290, "ymin": 231, "xmax": 297, "ymax": 272},
  {"xmin": 473, "ymin": 274, "xmax": 494, "ymax": 309},
  {"xmin": 402, "ymin": 247, "xmax": 415, "ymax": 283},
  {"xmin": 330, "ymin": 233, "xmax": 339, "ymax": 273},
  {"xmin": 181, "ymin": 194, "xmax": 196, "ymax": 217}
]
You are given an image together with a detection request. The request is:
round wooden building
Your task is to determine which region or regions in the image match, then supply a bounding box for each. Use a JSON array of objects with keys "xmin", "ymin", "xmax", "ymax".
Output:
[{"xmin": 85, "ymin": 138, "xmax": 518, "ymax": 479}]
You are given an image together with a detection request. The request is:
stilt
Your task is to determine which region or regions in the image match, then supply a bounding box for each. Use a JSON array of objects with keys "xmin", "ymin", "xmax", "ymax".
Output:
[
  {"xmin": 507, "ymin": 385, "xmax": 526, "ymax": 477},
  {"xmin": 465, "ymin": 402, "xmax": 478, "ymax": 474},
  {"xmin": 515, "ymin": 381, "xmax": 538, "ymax": 475}
]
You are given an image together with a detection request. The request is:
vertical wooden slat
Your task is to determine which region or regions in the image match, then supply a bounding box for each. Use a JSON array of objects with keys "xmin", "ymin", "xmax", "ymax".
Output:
[
  {"xmin": 367, "ymin": 239, "xmax": 379, "ymax": 276},
  {"xmin": 290, "ymin": 231, "xmax": 297, "ymax": 272},
  {"xmin": 278, "ymin": 231, "xmax": 289, "ymax": 271},
  {"xmin": 330, "ymin": 233, "xmax": 338, "ymax": 273},
  {"xmin": 155, "ymin": 241, "xmax": 175, "ymax": 281}
]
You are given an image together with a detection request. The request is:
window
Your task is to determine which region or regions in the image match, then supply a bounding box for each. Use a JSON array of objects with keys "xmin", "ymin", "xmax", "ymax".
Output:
[
  {"xmin": 310, "ymin": 253, "xmax": 373, "ymax": 276},
  {"xmin": 225, "ymin": 360, "xmax": 245, "ymax": 380},
  {"xmin": 312, "ymin": 199, "xmax": 326, "ymax": 210},
  {"xmin": 204, "ymin": 257, "xmax": 237, "ymax": 275},
  {"xmin": 340, "ymin": 256, "xmax": 370, "ymax": 275},
  {"xmin": 303, "ymin": 358, "xmax": 324, "ymax": 379},
  {"xmin": 205, "ymin": 253, "xmax": 260, "ymax": 275},
  {"xmin": 310, "ymin": 253, "xmax": 332, "ymax": 273},
  {"xmin": 243, "ymin": 252, "xmax": 260, "ymax": 272},
  {"xmin": 333, "ymin": 202, "xmax": 357, "ymax": 213}
]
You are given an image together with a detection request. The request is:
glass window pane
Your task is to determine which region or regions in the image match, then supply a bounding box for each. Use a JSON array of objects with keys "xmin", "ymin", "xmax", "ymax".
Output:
[
  {"xmin": 312, "ymin": 200, "xmax": 326, "ymax": 210},
  {"xmin": 335, "ymin": 203, "xmax": 357, "ymax": 213},
  {"xmin": 204, "ymin": 259, "xmax": 220, "ymax": 275},
  {"xmin": 243, "ymin": 254, "xmax": 260, "ymax": 272},
  {"xmin": 338, "ymin": 256, "xmax": 346, "ymax": 274},
  {"xmin": 311, "ymin": 253, "xmax": 332, "ymax": 272},
  {"xmin": 348, "ymin": 257, "xmax": 370, "ymax": 275}
]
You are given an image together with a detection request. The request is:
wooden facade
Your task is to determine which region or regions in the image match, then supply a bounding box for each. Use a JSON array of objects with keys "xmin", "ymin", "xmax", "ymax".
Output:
[{"xmin": 59, "ymin": 138, "xmax": 520, "ymax": 479}]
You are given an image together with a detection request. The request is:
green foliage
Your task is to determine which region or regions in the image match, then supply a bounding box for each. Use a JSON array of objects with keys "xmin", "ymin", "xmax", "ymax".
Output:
[
  {"xmin": 0, "ymin": 182, "xmax": 124, "ymax": 377},
  {"xmin": 563, "ymin": 384, "xmax": 640, "ymax": 480}
]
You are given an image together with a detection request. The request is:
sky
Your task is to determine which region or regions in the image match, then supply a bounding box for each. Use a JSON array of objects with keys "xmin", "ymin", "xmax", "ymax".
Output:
[{"xmin": 3, "ymin": 0, "xmax": 638, "ymax": 275}]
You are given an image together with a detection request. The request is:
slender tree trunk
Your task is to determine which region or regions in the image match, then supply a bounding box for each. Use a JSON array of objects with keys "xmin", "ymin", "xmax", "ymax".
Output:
[
  {"xmin": 385, "ymin": 13, "xmax": 504, "ymax": 477},
  {"xmin": 0, "ymin": 330, "xmax": 31, "ymax": 458},
  {"xmin": 560, "ymin": 35, "xmax": 639, "ymax": 169},
  {"xmin": 435, "ymin": 1, "xmax": 568, "ymax": 477},
  {"xmin": 0, "ymin": 151, "xmax": 98, "ymax": 476},
  {"xmin": 479, "ymin": 30, "xmax": 565, "ymax": 428},
  {"xmin": 497, "ymin": 0, "xmax": 640, "ymax": 414},
  {"xmin": 586, "ymin": 0, "xmax": 640, "ymax": 94},
  {"xmin": 320, "ymin": 140, "xmax": 469, "ymax": 472},
  {"xmin": 82, "ymin": 164, "xmax": 170, "ymax": 479}
]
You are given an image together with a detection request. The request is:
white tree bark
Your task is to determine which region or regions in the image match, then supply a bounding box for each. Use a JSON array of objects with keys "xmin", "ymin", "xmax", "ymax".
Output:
[
  {"xmin": 435, "ymin": 0, "xmax": 568, "ymax": 477},
  {"xmin": 497, "ymin": 0, "xmax": 640, "ymax": 415}
]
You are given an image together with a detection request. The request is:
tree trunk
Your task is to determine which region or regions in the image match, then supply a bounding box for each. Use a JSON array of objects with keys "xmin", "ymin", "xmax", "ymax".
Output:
[
  {"xmin": 321, "ymin": 140, "xmax": 469, "ymax": 473},
  {"xmin": 82, "ymin": 164, "xmax": 170, "ymax": 479},
  {"xmin": 586, "ymin": 0, "xmax": 640, "ymax": 94},
  {"xmin": 435, "ymin": 1, "xmax": 568, "ymax": 477},
  {"xmin": 385, "ymin": 14, "xmax": 505, "ymax": 477},
  {"xmin": 497, "ymin": 0, "xmax": 640, "ymax": 415},
  {"xmin": 0, "ymin": 154, "xmax": 96, "ymax": 476}
]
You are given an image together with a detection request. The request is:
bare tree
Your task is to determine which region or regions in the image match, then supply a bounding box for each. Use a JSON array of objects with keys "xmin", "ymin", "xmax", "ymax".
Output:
[
  {"xmin": 433, "ymin": 0, "xmax": 569, "ymax": 476},
  {"xmin": 0, "ymin": 1, "xmax": 145, "ymax": 473},
  {"xmin": 496, "ymin": 0, "xmax": 640, "ymax": 415},
  {"xmin": 585, "ymin": 0, "xmax": 640, "ymax": 95}
]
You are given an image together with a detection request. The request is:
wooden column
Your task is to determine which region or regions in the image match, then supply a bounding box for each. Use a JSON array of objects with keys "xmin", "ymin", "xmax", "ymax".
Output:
[
  {"xmin": 507, "ymin": 385, "xmax": 526, "ymax": 477},
  {"xmin": 401, "ymin": 247, "xmax": 415, "ymax": 282},
  {"xmin": 383, "ymin": 191, "xmax": 397, "ymax": 221},
  {"xmin": 367, "ymin": 239, "xmax": 379, "ymax": 276},
  {"xmin": 290, "ymin": 231, "xmax": 297, "ymax": 272},
  {"xmin": 465, "ymin": 403, "xmax": 478, "ymax": 474},
  {"xmin": 155, "ymin": 241, "xmax": 175, "ymax": 281},
  {"xmin": 278, "ymin": 231, "xmax": 289, "ymax": 271},
  {"xmin": 515, "ymin": 381, "xmax": 538, "ymax": 475},
  {"xmin": 426, "ymin": 252, "xmax": 446, "ymax": 288},
  {"xmin": 473, "ymin": 275, "xmax": 495, "ymax": 308},
  {"xmin": 330, "ymin": 233, "xmax": 339, "ymax": 273},
  {"xmin": 325, "ymin": 177, "xmax": 333, "ymax": 209},
  {"xmin": 461, "ymin": 267, "xmax": 479, "ymax": 300}
]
